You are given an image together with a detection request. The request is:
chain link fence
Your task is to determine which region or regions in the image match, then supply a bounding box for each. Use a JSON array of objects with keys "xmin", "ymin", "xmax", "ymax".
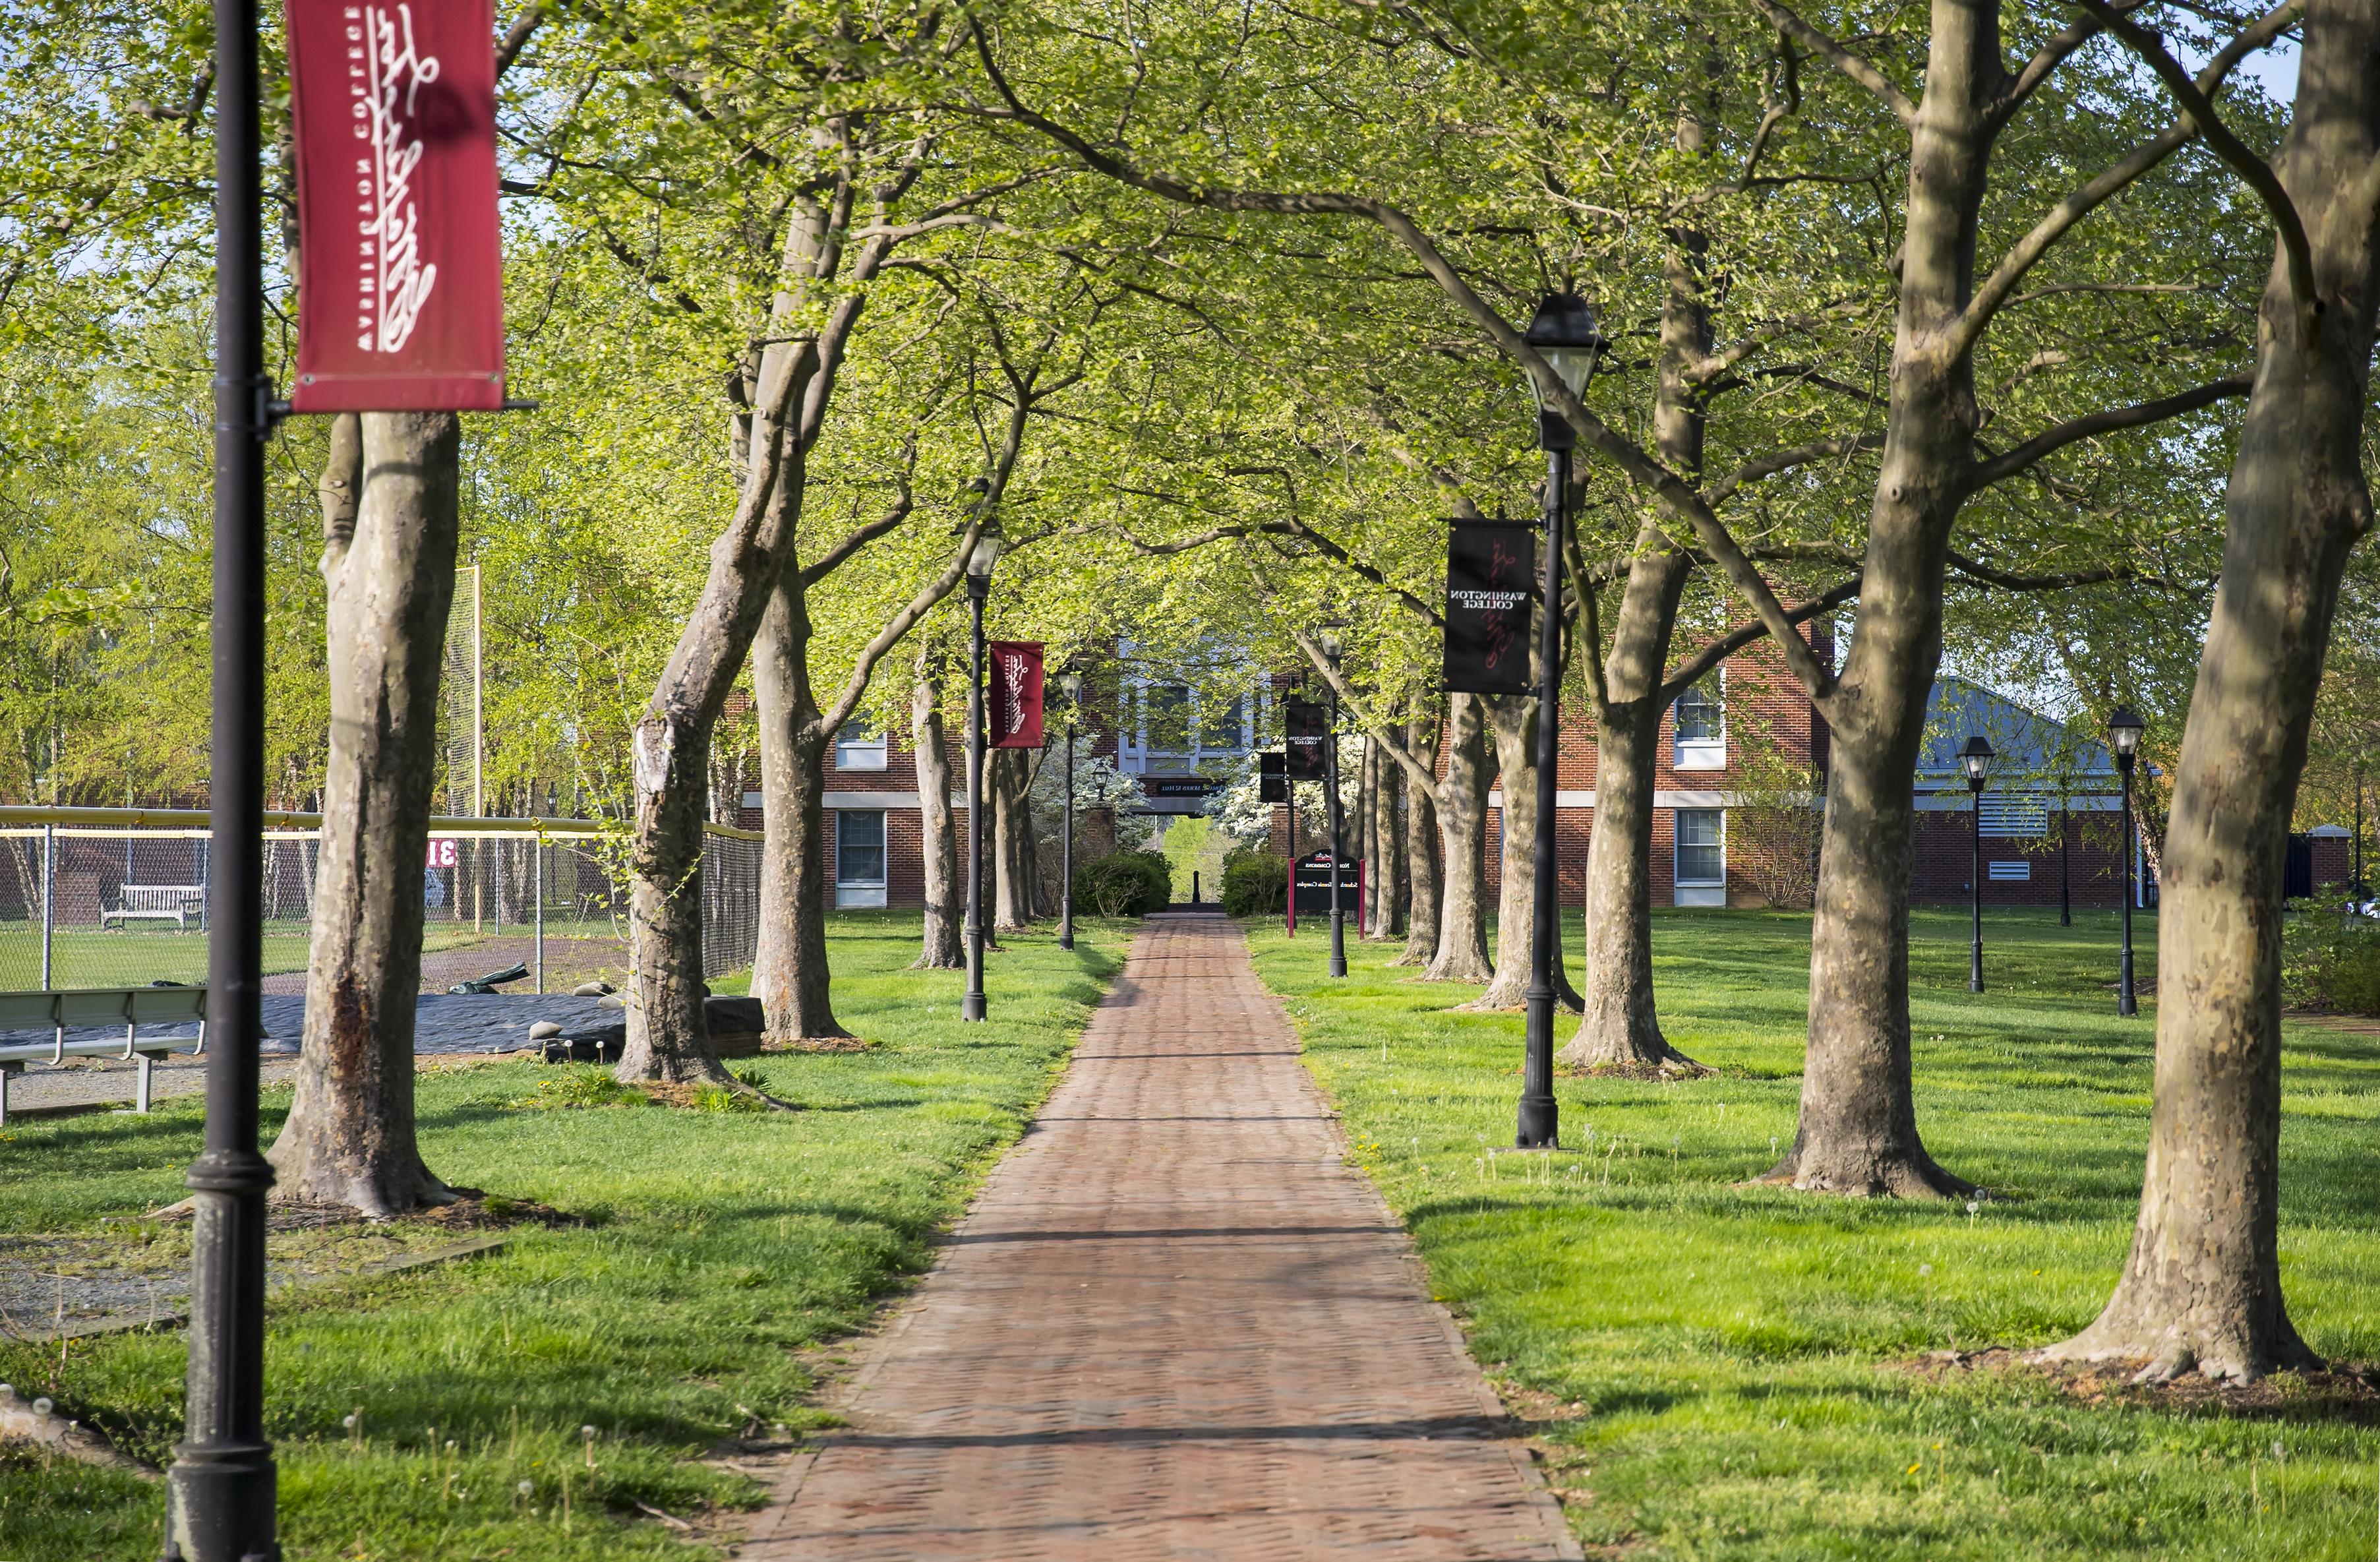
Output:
[{"xmin": 0, "ymin": 809, "xmax": 759, "ymax": 992}]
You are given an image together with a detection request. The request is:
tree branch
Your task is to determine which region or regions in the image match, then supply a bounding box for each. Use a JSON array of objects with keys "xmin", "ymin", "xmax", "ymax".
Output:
[
  {"xmin": 799, "ymin": 487, "xmax": 915, "ymax": 587},
  {"xmin": 1286, "ymin": 628, "xmax": 1444, "ymax": 796},
  {"xmin": 1744, "ymin": 0, "xmax": 1917, "ymax": 127},
  {"xmin": 1703, "ymin": 433, "xmax": 1885, "ymax": 508},
  {"xmin": 1658, "ymin": 578, "xmax": 1859, "ymax": 704},
  {"xmin": 1955, "ymin": 0, "xmax": 2300, "ymax": 361},
  {"xmin": 819, "ymin": 524, "xmax": 980, "ymax": 737},
  {"xmin": 497, "ymin": 6, "xmax": 543, "ymax": 75},
  {"xmin": 2082, "ymin": 0, "xmax": 2310, "ymax": 328},
  {"xmin": 970, "ymin": 22, "xmax": 1832, "ymax": 706},
  {"xmin": 1996, "ymin": 1, "xmax": 2147, "ymax": 121},
  {"xmin": 1969, "ymin": 373, "xmax": 2251, "ymax": 488}
]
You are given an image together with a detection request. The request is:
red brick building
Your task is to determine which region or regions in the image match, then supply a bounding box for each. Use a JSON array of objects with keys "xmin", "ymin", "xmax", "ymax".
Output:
[{"xmin": 1285, "ymin": 636, "xmax": 2153, "ymax": 912}]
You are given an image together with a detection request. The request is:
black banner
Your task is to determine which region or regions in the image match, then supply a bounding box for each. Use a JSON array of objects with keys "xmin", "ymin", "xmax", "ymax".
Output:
[
  {"xmin": 1259, "ymin": 750, "xmax": 1288, "ymax": 802},
  {"xmin": 1284, "ymin": 700, "xmax": 1328, "ymax": 779},
  {"xmin": 1444, "ymin": 522, "xmax": 1536, "ymax": 694}
]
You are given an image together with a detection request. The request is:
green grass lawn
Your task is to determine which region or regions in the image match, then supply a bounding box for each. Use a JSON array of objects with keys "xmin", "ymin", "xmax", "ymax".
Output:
[
  {"xmin": 1249, "ymin": 905, "xmax": 2380, "ymax": 1561},
  {"xmin": 0, "ymin": 911, "xmax": 1123, "ymax": 1559}
]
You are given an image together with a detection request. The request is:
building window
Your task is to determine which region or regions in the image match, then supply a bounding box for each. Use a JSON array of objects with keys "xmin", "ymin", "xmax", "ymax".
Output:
[
  {"xmin": 1146, "ymin": 684, "xmax": 1193, "ymax": 754},
  {"xmin": 835, "ymin": 810, "xmax": 887, "ymax": 908},
  {"xmin": 1674, "ymin": 676, "xmax": 1725, "ymax": 770},
  {"xmin": 1988, "ymin": 861, "xmax": 2033, "ymax": 882},
  {"xmin": 1675, "ymin": 808, "xmax": 1725, "ymax": 907},
  {"xmin": 1200, "ymin": 693, "xmax": 1247, "ymax": 753},
  {"xmin": 834, "ymin": 721, "xmax": 889, "ymax": 772},
  {"xmin": 1978, "ymin": 795, "xmax": 2048, "ymax": 837}
]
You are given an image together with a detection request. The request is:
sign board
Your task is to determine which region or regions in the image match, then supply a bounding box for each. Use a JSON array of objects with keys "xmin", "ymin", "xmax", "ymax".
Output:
[
  {"xmin": 425, "ymin": 837, "xmax": 458, "ymax": 869},
  {"xmin": 990, "ymin": 641, "xmax": 1045, "ymax": 748},
  {"xmin": 1284, "ymin": 700, "xmax": 1329, "ymax": 779},
  {"xmin": 1444, "ymin": 522, "xmax": 1536, "ymax": 694},
  {"xmin": 1259, "ymin": 751, "xmax": 1287, "ymax": 804},
  {"xmin": 287, "ymin": 0, "xmax": 508, "ymax": 411},
  {"xmin": 1291, "ymin": 850, "xmax": 1362, "ymax": 915},
  {"xmin": 1145, "ymin": 775, "xmax": 1218, "ymax": 798}
]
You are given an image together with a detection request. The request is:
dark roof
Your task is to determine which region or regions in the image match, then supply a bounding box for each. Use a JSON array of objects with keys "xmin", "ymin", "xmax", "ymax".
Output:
[{"xmin": 1915, "ymin": 678, "xmax": 2118, "ymax": 789}]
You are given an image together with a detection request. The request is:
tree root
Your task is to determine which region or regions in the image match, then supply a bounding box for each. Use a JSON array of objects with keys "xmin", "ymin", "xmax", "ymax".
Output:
[
  {"xmin": 2036, "ymin": 1306, "xmax": 2323, "ymax": 1387},
  {"xmin": 1749, "ymin": 1147, "xmax": 1977, "ymax": 1199}
]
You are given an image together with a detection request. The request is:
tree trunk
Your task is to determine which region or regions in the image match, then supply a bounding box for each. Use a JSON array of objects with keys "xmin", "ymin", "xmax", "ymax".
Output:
[
  {"xmin": 994, "ymin": 747, "xmax": 1036, "ymax": 929},
  {"xmin": 1464, "ymin": 694, "xmax": 1576, "ymax": 1010},
  {"xmin": 1384, "ymin": 742, "xmax": 1408, "ymax": 940},
  {"xmin": 1763, "ymin": 11, "xmax": 2003, "ymax": 1197},
  {"xmin": 751, "ymin": 570, "xmax": 848, "ymax": 1042},
  {"xmin": 2043, "ymin": 4, "xmax": 2380, "ymax": 1381},
  {"xmin": 1563, "ymin": 93, "xmax": 1715, "ymax": 1066},
  {"xmin": 617, "ymin": 164, "xmax": 909, "ymax": 1085},
  {"xmin": 1395, "ymin": 716, "xmax": 1441, "ymax": 967},
  {"xmin": 1424, "ymin": 692, "xmax": 1496, "ymax": 982},
  {"xmin": 912, "ymin": 640, "xmax": 963, "ymax": 969},
  {"xmin": 1561, "ymin": 551, "xmax": 1698, "ymax": 1068},
  {"xmin": 268, "ymin": 411, "xmax": 459, "ymax": 1217},
  {"xmin": 709, "ymin": 741, "xmax": 746, "ymax": 825},
  {"xmin": 1371, "ymin": 733, "xmax": 1390, "ymax": 933}
]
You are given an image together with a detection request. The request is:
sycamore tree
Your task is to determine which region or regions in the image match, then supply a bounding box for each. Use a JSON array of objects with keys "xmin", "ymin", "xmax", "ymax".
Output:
[
  {"xmin": 959, "ymin": 0, "xmax": 2259, "ymax": 1101},
  {"xmin": 2039, "ymin": 0, "xmax": 2380, "ymax": 1385}
]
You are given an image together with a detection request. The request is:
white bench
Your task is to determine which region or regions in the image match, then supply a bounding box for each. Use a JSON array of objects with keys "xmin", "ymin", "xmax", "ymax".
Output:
[
  {"xmin": 0, "ymin": 988, "xmax": 208, "ymax": 1124},
  {"xmin": 100, "ymin": 886, "xmax": 207, "ymax": 932}
]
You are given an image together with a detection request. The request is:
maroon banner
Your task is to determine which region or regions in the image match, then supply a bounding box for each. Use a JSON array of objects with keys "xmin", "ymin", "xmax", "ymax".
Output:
[
  {"xmin": 287, "ymin": 0, "xmax": 506, "ymax": 412},
  {"xmin": 990, "ymin": 642, "xmax": 1046, "ymax": 749}
]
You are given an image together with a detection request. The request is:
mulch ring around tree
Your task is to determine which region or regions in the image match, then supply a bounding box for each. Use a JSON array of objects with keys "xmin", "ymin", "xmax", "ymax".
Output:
[
  {"xmin": 761, "ymin": 1035, "xmax": 873, "ymax": 1054},
  {"xmin": 1896, "ymin": 1347, "xmax": 2380, "ymax": 1420},
  {"xmin": 1562, "ymin": 1058, "xmax": 1723, "ymax": 1081},
  {"xmin": 2, "ymin": 1193, "xmax": 580, "ymax": 1344}
]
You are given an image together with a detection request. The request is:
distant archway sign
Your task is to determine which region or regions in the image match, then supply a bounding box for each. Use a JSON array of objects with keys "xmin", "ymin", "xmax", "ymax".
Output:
[
  {"xmin": 1444, "ymin": 522, "xmax": 1536, "ymax": 695},
  {"xmin": 287, "ymin": 0, "xmax": 507, "ymax": 411}
]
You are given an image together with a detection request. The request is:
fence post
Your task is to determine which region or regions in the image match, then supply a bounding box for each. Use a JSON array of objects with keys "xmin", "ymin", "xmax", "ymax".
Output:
[
  {"xmin": 39, "ymin": 822, "xmax": 54, "ymax": 990},
  {"xmin": 533, "ymin": 831, "xmax": 545, "ymax": 994}
]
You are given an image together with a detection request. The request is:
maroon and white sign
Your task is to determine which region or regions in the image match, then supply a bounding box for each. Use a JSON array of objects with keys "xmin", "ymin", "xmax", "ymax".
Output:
[
  {"xmin": 287, "ymin": 0, "xmax": 506, "ymax": 411},
  {"xmin": 989, "ymin": 641, "xmax": 1046, "ymax": 749},
  {"xmin": 425, "ymin": 837, "xmax": 458, "ymax": 868}
]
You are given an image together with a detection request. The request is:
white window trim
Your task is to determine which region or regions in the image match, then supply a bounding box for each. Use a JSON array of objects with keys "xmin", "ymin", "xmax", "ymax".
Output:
[
  {"xmin": 834, "ymin": 723, "xmax": 890, "ymax": 773},
  {"xmin": 833, "ymin": 809, "xmax": 888, "ymax": 908},
  {"xmin": 1673, "ymin": 671, "xmax": 1726, "ymax": 771},
  {"xmin": 1674, "ymin": 806, "xmax": 1727, "ymax": 907}
]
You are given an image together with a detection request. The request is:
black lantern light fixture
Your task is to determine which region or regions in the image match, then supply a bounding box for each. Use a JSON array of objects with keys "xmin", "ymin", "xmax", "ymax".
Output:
[
  {"xmin": 2108, "ymin": 706, "xmax": 2145, "ymax": 1016},
  {"xmin": 961, "ymin": 516, "xmax": 1005, "ymax": 1023},
  {"xmin": 1515, "ymin": 293, "xmax": 1605, "ymax": 1152},
  {"xmin": 1960, "ymin": 733, "xmax": 1996, "ymax": 994},
  {"xmin": 1319, "ymin": 630, "xmax": 1349, "ymax": 980},
  {"xmin": 1057, "ymin": 665, "xmax": 1084, "ymax": 952}
]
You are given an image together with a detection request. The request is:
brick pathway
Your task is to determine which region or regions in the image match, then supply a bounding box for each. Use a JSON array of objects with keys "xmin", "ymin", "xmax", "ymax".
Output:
[{"xmin": 743, "ymin": 915, "xmax": 1579, "ymax": 1561}]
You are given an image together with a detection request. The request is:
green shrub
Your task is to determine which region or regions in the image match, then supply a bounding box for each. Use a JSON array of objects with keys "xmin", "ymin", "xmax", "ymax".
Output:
[
  {"xmin": 1075, "ymin": 849, "xmax": 1174, "ymax": 916},
  {"xmin": 2281, "ymin": 906, "xmax": 2380, "ymax": 1013},
  {"xmin": 1220, "ymin": 849, "xmax": 1287, "ymax": 917}
]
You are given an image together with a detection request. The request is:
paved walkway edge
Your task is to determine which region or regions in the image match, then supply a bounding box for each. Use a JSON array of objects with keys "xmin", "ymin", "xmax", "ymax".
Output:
[{"xmin": 744, "ymin": 916, "xmax": 1583, "ymax": 1560}]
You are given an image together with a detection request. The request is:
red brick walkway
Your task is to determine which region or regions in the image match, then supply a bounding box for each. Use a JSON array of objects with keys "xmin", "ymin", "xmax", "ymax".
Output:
[{"xmin": 742, "ymin": 916, "xmax": 1578, "ymax": 1561}]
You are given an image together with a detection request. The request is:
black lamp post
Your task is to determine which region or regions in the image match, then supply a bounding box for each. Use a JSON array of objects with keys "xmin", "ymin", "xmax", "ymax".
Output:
[
  {"xmin": 2108, "ymin": 706, "xmax": 2145, "ymax": 1016},
  {"xmin": 167, "ymin": 0, "xmax": 277, "ymax": 1554},
  {"xmin": 1961, "ymin": 734, "xmax": 1995, "ymax": 994},
  {"xmin": 961, "ymin": 519, "xmax": 1005, "ymax": 1022},
  {"xmin": 1058, "ymin": 667, "xmax": 1083, "ymax": 951},
  {"xmin": 1516, "ymin": 292, "xmax": 1604, "ymax": 1151},
  {"xmin": 1320, "ymin": 634, "xmax": 1349, "ymax": 978}
]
